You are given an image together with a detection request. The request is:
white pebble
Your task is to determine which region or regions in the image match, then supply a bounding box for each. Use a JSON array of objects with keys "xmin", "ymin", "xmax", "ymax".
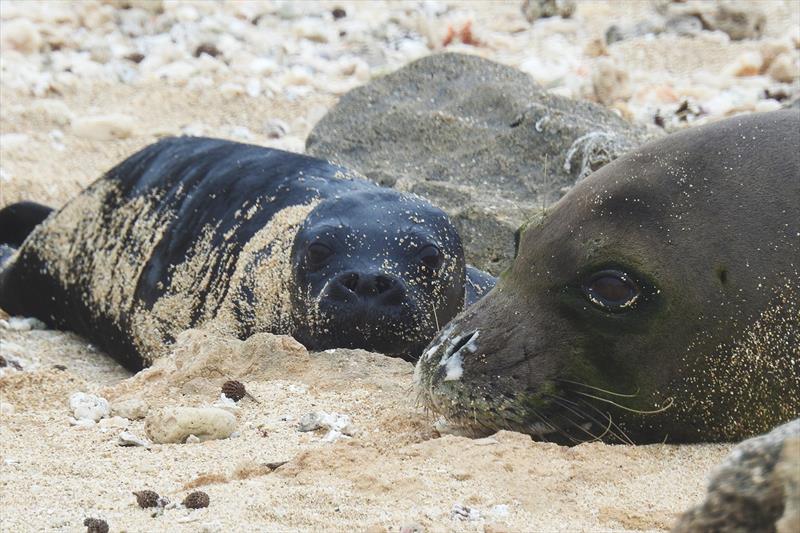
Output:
[
  {"xmin": 185, "ymin": 434, "xmax": 201, "ymax": 444},
  {"xmin": 72, "ymin": 114, "xmax": 137, "ymax": 141},
  {"xmin": 298, "ymin": 411, "xmax": 355, "ymax": 441},
  {"xmin": 0, "ymin": 402, "xmax": 15, "ymax": 415},
  {"xmin": 69, "ymin": 392, "xmax": 110, "ymax": 422},
  {"xmin": 3, "ymin": 316, "xmax": 47, "ymax": 331},
  {"xmin": 144, "ymin": 407, "xmax": 237, "ymax": 444},
  {"xmin": 117, "ymin": 431, "xmax": 150, "ymax": 447},
  {"xmin": 98, "ymin": 416, "xmax": 129, "ymax": 429},
  {"xmin": 1, "ymin": 19, "xmax": 42, "ymax": 54}
]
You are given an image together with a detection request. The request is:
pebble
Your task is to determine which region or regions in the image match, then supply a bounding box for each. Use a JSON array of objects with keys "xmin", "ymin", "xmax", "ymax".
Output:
[
  {"xmin": 767, "ymin": 53, "xmax": 798, "ymax": 83},
  {"xmin": 69, "ymin": 392, "xmax": 110, "ymax": 422},
  {"xmin": 521, "ymin": 0, "xmax": 576, "ymax": 22},
  {"xmin": 144, "ymin": 407, "xmax": 237, "ymax": 444},
  {"xmin": 264, "ymin": 118, "xmax": 289, "ymax": 139},
  {"xmin": 451, "ymin": 503, "xmax": 481, "ymax": 521},
  {"xmin": 2, "ymin": 316, "xmax": 47, "ymax": 331},
  {"xmin": 1, "ymin": 18, "xmax": 42, "ymax": 53},
  {"xmin": 297, "ymin": 411, "xmax": 356, "ymax": 441},
  {"xmin": 0, "ymin": 402, "xmax": 15, "ymax": 415},
  {"xmin": 71, "ymin": 114, "xmax": 137, "ymax": 141},
  {"xmin": 725, "ymin": 51, "xmax": 763, "ymax": 78},
  {"xmin": 117, "ymin": 431, "xmax": 150, "ymax": 447},
  {"xmin": 98, "ymin": 416, "xmax": 129, "ymax": 430},
  {"xmin": 111, "ymin": 398, "xmax": 149, "ymax": 420}
]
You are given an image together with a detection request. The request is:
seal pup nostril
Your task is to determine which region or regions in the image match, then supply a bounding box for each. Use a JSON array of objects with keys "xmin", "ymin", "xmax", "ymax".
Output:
[{"xmin": 339, "ymin": 272, "xmax": 359, "ymax": 292}]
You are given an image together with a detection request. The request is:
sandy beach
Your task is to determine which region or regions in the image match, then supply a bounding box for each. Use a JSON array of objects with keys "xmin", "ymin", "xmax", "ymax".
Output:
[{"xmin": 1, "ymin": 1, "xmax": 798, "ymax": 531}]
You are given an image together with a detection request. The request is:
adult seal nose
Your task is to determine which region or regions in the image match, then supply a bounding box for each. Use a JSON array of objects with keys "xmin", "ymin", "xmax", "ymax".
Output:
[{"xmin": 329, "ymin": 271, "xmax": 406, "ymax": 306}]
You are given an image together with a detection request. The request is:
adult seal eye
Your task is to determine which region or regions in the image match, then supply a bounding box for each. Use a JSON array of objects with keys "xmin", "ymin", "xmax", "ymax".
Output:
[
  {"xmin": 584, "ymin": 270, "xmax": 640, "ymax": 311},
  {"xmin": 306, "ymin": 242, "xmax": 333, "ymax": 266},
  {"xmin": 419, "ymin": 244, "xmax": 444, "ymax": 272}
]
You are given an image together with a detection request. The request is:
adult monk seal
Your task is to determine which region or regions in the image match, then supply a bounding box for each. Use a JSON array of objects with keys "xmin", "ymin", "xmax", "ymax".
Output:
[
  {"xmin": 415, "ymin": 109, "xmax": 799, "ymax": 444},
  {"xmin": 0, "ymin": 137, "xmax": 494, "ymax": 371}
]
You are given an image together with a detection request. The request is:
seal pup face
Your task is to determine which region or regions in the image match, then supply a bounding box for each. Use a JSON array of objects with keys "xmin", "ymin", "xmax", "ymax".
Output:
[
  {"xmin": 290, "ymin": 189, "xmax": 466, "ymax": 359},
  {"xmin": 416, "ymin": 110, "xmax": 800, "ymax": 444}
]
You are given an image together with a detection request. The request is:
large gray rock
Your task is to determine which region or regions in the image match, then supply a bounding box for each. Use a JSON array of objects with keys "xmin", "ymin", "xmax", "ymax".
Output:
[
  {"xmin": 674, "ymin": 419, "xmax": 800, "ymax": 533},
  {"xmin": 307, "ymin": 53, "xmax": 653, "ymax": 274}
]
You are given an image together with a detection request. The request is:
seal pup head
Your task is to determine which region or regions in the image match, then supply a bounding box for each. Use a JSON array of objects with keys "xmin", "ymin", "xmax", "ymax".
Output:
[
  {"xmin": 290, "ymin": 189, "xmax": 466, "ymax": 359},
  {"xmin": 416, "ymin": 110, "xmax": 800, "ymax": 444}
]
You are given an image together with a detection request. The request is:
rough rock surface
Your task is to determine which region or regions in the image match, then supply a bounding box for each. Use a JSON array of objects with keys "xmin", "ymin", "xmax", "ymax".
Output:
[
  {"xmin": 307, "ymin": 53, "xmax": 653, "ymax": 274},
  {"xmin": 674, "ymin": 418, "xmax": 800, "ymax": 533}
]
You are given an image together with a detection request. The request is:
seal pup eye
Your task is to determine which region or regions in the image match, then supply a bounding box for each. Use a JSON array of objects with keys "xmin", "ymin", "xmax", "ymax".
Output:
[
  {"xmin": 419, "ymin": 244, "xmax": 444, "ymax": 272},
  {"xmin": 306, "ymin": 242, "xmax": 333, "ymax": 266},
  {"xmin": 583, "ymin": 270, "xmax": 640, "ymax": 312}
]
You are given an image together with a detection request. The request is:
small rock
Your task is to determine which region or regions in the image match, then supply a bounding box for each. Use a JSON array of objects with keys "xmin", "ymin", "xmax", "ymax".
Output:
[
  {"xmin": 117, "ymin": 431, "xmax": 149, "ymax": 447},
  {"xmin": 3, "ymin": 316, "xmax": 47, "ymax": 331},
  {"xmin": 675, "ymin": 419, "xmax": 800, "ymax": 532},
  {"xmin": 264, "ymin": 118, "xmax": 289, "ymax": 139},
  {"xmin": 144, "ymin": 407, "xmax": 237, "ymax": 444},
  {"xmin": 0, "ymin": 402, "xmax": 15, "ymax": 415},
  {"xmin": 72, "ymin": 114, "xmax": 137, "ymax": 141},
  {"xmin": 725, "ymin": 51, "xmax": 763, "ymax": 77},
  {"xmin": 69, "ymin": 392, "xmax": 110, "ymax": 422},
  {"xmin": 112, "ymin": 398, "xmax": 149, "ymax": 420},
  {"xmin": 767, "ymin": 53, "xmax": 798, "ymax": 83},
  {"xmin": 331, "ymin": 7, "xmax": 346, "ymax": 20},
  {"xmin": 1, "ymin": 19, "xmax": 42, "ymax": 54},
  {"xmin": 521, "ymin": 0, "xmax": 576, "ymax": 22},
  {"xmin": 185, "ymin": 434, "xmax": 201, "ymax": 444},
  {"xmin": 592, "ymin": 57, "xmax": 631, "ymax": 105},
  {"xmin": 194, "ymin": 43, "xmax": 221, "ymax": 58},
  {"xmin": 706, "ymin": 4, "xmax": 766, "ymax": 41},
  {"xmin": 452, "ymin": 503, "xmax": 481, "ymax": 521}
]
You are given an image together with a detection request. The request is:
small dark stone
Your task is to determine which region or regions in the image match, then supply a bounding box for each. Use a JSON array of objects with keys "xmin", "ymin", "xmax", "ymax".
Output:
[
  {"xmin": 195, "ymin": 43, "xmax": 221, "ymax": 58},
  {"xmin": 222, "ymin": 380, "xmax": 246, "ymax": 402},
  {"xmin": 124, "ymin": 52, "xmax": 145, "ymax": 64},
  {"xmin": 0, "ymin": 355, "xmax": 22, "ymax": 370},
  {"xmin": 133, "ymin": 489, "xmax": 161, "ymax": 508},
  {"xmin": 183, "ymin": 490, "xmax": 210, "ymax": 509},
  {"xmin": 83, "ymin": 517, "xmax": 109, "ymax": 533},
  {"xmin": 332, "ymin": 7, "xmax": 346, "ymax": 19},
  {"xmin": 264, "ymin": 460, "xmax": 288, "ymax": 471},
  {"xmin": 53, "ymin": 364, "xmax": 68, "ymax": 371}
]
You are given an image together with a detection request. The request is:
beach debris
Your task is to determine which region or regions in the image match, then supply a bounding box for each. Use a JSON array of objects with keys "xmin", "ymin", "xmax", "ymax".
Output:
[
  {"xmin": 117, "ymin": 431, "xmax": 149, "ymax": 447},
  {"xmin": 297, "ymin": 411, "xmax": 355, "ymax": 441},
  {"xmin": 111, "ymin": 398, "xmax": 149, "ymax": 420},
  {"xmin": 144, "ymin": 407, "xmax": 237, "ymax": 444},
  {"xmin": 69, "ymin": 392, "xmax": 110, "ymax": 423},
  {"xmin": 133, "ymin": 489, "xmax": 165, "ymax": 509},
  {"xmin": 451, "ymin": 503, "xmax": 481, "ymax": 521},
  {"xmin": 83, "ymin": 517, "xmax": 109, "ymax": 533},
  {"xmin": 183, "ymin": 491, "xmax": 210, "ymax": 509},
  {"xmin": 221, "ymin": 380, "xmax": 246, "ymax": 401}
]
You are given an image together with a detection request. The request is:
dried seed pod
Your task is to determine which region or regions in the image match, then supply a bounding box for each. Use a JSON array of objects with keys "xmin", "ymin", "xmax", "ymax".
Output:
[
  {"xmin": 221, "ymin": 380, "xmax": 246, "ymax": 402},
  {"xmin": 133, "ymin": 489, "xmax": 160, "ymax": 508},
  {"xmin": 183, "ymin": 490, "xmax": 210, "ymax": 509},
  {"xmin": 84, "ymin": 517, "xmax": 109, "ymax": 533}
]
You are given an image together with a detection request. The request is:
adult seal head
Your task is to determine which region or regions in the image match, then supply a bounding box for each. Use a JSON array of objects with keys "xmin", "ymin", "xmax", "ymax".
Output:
[
  {"xmin": 416, "ymin": 110, "xmax": 799, "ymax": 444},
  {"xmin": 0, "ymin": 137, "xmax": 494, "ymax": 371}
]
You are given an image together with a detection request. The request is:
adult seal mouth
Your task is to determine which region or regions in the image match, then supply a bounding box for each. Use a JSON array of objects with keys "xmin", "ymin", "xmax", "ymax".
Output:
[{"xmin": 415, "ymin": 109, "xmax": 800, "ymax": 444}]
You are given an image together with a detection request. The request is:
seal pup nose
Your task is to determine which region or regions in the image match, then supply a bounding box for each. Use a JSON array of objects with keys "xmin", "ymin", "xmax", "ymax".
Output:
[{"xmin": 330, "ymin": 271, "xmax": 406, "ymax": 305}]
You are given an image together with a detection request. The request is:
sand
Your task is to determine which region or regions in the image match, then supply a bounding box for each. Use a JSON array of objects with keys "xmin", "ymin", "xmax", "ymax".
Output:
[{"xmin": 2, "ymin": 1, "xmax": 798, "ymax": 532}]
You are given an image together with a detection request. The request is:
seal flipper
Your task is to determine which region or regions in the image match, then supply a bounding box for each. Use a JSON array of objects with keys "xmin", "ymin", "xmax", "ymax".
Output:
[
  {"xmin": 465, "ymin": 265, "xmax": 496, "ymax": 306},
  {"xmin": 0, "ymin": 201, "xmax": 54, "ymax": 247}
]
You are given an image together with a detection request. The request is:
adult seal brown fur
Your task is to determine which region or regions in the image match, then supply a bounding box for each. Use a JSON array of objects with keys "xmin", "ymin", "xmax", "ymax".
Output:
[
  {"xmin": 415, "ymin": 110, "xmax": 799, "ymax": 444},
  {"xmin": 0, "ymin": 137, "xmax": 494, "ymax": 371}
]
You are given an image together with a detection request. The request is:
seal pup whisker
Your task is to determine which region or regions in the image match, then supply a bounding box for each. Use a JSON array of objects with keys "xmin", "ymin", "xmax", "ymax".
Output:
[
  {"xmin": 576, "ymin": 398, "xmax": 636, "ymax": 446},
  {"xmin": 556, "ymin": 379, "xmax": 640, "ymax": 398},
  {"xmin": 573, "ymin": 391, "xmax": 675, "ymax": 415}
]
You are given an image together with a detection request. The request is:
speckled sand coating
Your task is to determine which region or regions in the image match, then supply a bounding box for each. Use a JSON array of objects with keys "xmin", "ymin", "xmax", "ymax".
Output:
[{"xmin": 2, "ymin": 1, "xmax": 799, "ymax": 532}]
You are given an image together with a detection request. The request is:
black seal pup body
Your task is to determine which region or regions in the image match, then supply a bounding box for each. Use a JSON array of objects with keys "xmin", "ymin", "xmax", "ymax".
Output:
[
  {"xmin": 416, "ymin": 110, "xmax": 799, "ymax": 444},
  {"xmin": 0, "ymin": 137, "xmax": 494, "ymax": 371}
]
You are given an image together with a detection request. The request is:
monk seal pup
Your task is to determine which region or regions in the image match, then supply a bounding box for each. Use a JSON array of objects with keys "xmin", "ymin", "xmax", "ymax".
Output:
[
  {"xmin": 416, "ymin": 109, "xmax": 799, "ymax": 444},
  {"xmin": 0, "ymin": 137, "xmax": 495, "ymax": 371}
]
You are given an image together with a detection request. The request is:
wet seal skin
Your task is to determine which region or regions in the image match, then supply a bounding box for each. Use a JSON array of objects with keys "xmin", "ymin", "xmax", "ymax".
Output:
[
  {"xmin": 0, "ymin": 137, "xmax": 495, "ymax": 371},
  {"xmin": 415, "ymin": 110, "xmax": 799, "ymax": 444}
]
